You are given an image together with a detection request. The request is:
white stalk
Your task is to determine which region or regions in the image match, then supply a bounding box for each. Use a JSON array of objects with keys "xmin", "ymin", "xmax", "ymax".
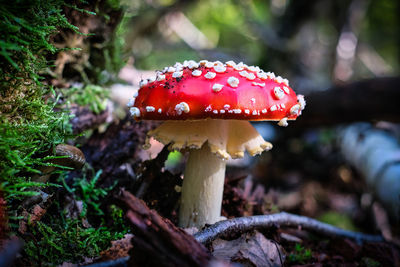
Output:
[
  {"xmin": 147, "ymin": 119, "xmax": 272, "ymax": 228},
  {"xmin": 179, "ymin": 143, "xmax": 226, "ymax": 228}
]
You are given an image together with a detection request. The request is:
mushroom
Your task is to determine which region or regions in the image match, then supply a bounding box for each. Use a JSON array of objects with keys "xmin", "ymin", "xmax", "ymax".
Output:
[{"xmin": 128, "ymin": 60, "xmax": 305, "ymax": 228}]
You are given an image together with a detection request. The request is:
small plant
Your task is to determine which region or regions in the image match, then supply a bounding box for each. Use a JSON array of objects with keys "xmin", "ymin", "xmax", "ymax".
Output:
[
  {"xmin": 287, "ymin": 243, "xmax": 313, "ymax": 264},
  {"xmin": 109, "ymin": 204, "xmax": 128, "ymax": 231},
  {"xmin": 361, "ymin": 257, "xmax": 381, "ymax": 267},
  {"xmin": 63, "ymin": 169, "xmax": 116, "ymax": 217}
]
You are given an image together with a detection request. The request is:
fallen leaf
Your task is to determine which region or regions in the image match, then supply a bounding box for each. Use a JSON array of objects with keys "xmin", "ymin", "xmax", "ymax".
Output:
[
  {"xmin": 18, "ymin": 205, "xmax": 47, "ymax": 234},
  {"xmin": 100, "ymin": 234, "xmax": 133, "ymax": 261},
  {"xmin": 212, "ymin": 231, "xmax": 284, "ymax": 267}
]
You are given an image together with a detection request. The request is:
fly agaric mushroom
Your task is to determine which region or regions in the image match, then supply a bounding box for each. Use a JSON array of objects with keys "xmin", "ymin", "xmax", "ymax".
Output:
[{"xmin": 128, "ymin": 60, "xmax": 305, "ymax": 228}]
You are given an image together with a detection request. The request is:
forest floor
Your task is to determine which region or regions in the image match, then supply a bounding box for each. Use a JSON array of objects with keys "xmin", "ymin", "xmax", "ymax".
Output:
[
  {"xmin": 7, "ymin": 78, "xmax": 399, "ymax": 267},
  {"xmin": 83, "ymin": 97, "xmax": 400, "ymax": 266}
]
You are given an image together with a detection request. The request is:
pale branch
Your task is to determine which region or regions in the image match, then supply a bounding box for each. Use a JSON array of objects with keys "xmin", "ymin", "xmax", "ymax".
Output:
[{"xmin": 194, "ymin": 212, "xmax": 384, "ymax": 244}]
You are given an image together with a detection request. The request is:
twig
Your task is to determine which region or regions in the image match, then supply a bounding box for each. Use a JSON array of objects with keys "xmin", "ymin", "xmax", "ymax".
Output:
[
  {"xmin": 194, "ymin": 212, "xmax": 383, "ymax": 244},
  {"xmin": 81, "ymin": 257, "xmax": 129, "ymax": 267}
]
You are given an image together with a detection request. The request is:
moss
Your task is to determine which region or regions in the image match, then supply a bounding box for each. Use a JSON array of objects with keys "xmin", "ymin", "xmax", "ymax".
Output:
[
  {"xmin": 288, "ymin": 244, "xmax": 313, "ymax": 264},
  {"xmin": 0, "ymin": 0, "xmax": 128, "ymax": 264},
  {"xmin": 317, "ymin": 211, "xmax": 358, "ymax": 232},
  {"xmin": 62, "ymin": 168, "xmax": 116, "ymax": 217},
  {"xmin": 361, "ymin": 257, "xmax": 381, "ymax": 267},
  {"xmin": 24, "ymin": 217, "xmax": 125, "ymax": 265},
  {"xmin": 0, "ymin": 0, "xmax": 83, "ymax": 205},
  {"xmin": 0, "ymin": 91, "xmax": 72, "ymax": 202},
  {"xmin": 0, "ymin": 0, "xmax": 80, "ymax": 84},
  {"xmin": 22, "ymin": 168, "xmax": 128, "ymax": 265},
  {"xmin": 55, "ymin": 0, "xmax": 125, "ymax": 85},
  {"xmin": 63, "ymin": 84, "xmax": 110, "ymax": 114}
]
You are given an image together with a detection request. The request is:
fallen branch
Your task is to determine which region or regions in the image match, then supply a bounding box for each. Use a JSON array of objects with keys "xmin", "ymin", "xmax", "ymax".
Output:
[
  {"xmin": 295, "ymin": 77, "xmax": 400, "ymax": 127},
  {"xmin": 194, "ymin": 212, "xmax": 383, "ymax": 244}
]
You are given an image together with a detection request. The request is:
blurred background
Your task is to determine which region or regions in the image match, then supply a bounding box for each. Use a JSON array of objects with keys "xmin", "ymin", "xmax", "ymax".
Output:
[{"xmin": 118, "ymin": 0, "xmax": 398, "ymax": 89}]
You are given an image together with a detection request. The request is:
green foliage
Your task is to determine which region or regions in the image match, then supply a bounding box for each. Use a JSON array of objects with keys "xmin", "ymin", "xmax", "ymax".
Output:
[
  {"xmin": 318, "ymin": 211, "xmax": 357, "ymax": 232},
  {"xmin": 23, "ymin": 169, "xmax": 128, "ymax": 265},
  {"xmin": 0, "ymin": 0, "xmax": 79, "ymax": 207},
  {"xmin": 65, "ymin": 169, "xmax": 128, "ymax": 232},
  {"xmin": 361, "ymin": 257, "xmax": 381, "ymax": 267},
  {"xmin": 100, "ymin": 27, "xmax": 126, "ymax": 84},
  {"xmin": 0, "ymin": 92, "xmax": 72, "ymax": 203},
  {"xmin": 0, "ymin": 0, "xmax": 80, "ymax": 82},
  {"xmin": 3, "ymin": 181, "xmax": 61, "ymax": 201},
  {"xmin": 165, "ymin": 150, "xmax": 183, "ymax": 169},
  {"xmin": 24, "ymin": 216, "xmax": 125, "ymax": 265},
  {"xmin": 288, "ymin": 244, "xmax": 313, "ymax": 264},
  {"xmin": 86, "ymin": 0, "xmax": 125, "ymax": 85},
  {"xmin": 109, "ymin": 204, "xmax": 127, "ymax": 229},
  {"xmin": 0, "ymin": 1, "xmax": 127, "ymax": 265},
  {"xmin": 73, "ymin": 170, "xmax": 109, "ymax": 216},
  {"xmin": 63, "ymin": 84, "xmax": 110, "ymax": 114},
  {"xmin": 364, "ymin": 0, "xmax": 399, "ymax": 68},
  {"xmin": 63, "ymin": 169, "xmax": 116, "ymax": 216},
  {"xmin": 133, "ymin": 0, "xmax": 270, "ymax": 69}
]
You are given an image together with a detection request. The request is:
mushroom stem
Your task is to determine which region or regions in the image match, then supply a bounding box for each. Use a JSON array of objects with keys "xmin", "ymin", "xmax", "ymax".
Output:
[
  {"xmin": 179, "ymin": 143, "xmax": 226, "ymax": 228},
  {"xmin": 146, "ymin": 119, "xmax": 273, "ymax": 228}
]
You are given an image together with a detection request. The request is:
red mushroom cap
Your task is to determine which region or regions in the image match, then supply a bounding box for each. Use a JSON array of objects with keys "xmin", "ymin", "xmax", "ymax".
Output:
[{"xmin": 129, "ymin": 60, "xmax": 305, "ymax": 125}]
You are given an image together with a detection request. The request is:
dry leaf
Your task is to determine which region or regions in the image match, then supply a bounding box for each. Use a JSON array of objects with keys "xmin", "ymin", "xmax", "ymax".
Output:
[
  {"xmin": 212, "ymin": 231, "xmax": 284, "ymax": 267},
  {"xmin": 100, "ymin": 234, "xmax": 133, "ymax": 261}
]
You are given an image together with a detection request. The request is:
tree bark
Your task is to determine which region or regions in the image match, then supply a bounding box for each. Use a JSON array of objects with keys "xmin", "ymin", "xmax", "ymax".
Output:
[{"xmin": 119, "ymin": 189, "xmax": 211, "ymax": 267}]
